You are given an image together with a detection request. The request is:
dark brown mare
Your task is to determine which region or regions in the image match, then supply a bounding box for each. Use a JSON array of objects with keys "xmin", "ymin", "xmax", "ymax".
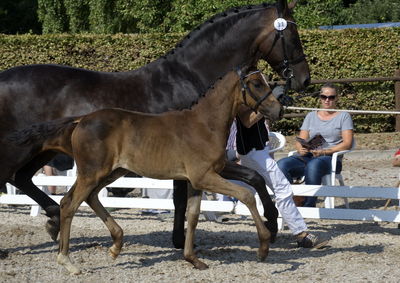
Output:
[
  {"xmin": 10, "ymin": 69, "xmax": 282, "ymax": 274},
  {"xmin": 0, "ymin": 1, "xmax": 309, "ymax": 246}
]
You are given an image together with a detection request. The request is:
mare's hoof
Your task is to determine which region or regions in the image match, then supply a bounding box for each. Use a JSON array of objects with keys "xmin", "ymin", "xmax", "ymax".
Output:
[
  {"xmin": 45, "ymin": 218, "xmax": 60, "ymax": 242},
  {"xmin": 173, "ymin": 241, "xmax": 184, "ymax": 249},
  {"xmin": 264, "ymin": 221, "xmax": 278, "ymax": 243},
  {"xmin": 172, "ymin": 232, "xmax": 185, "ymax": 249}
]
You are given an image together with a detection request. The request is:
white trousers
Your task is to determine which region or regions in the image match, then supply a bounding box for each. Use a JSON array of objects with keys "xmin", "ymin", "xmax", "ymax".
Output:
[{"xmin": 239, "ymin": 147, "xmax": 307, "ymax": 235}]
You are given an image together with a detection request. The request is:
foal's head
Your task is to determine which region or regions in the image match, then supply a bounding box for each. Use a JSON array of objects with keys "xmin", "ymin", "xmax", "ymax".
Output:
[{"xmin": 237, "ymin": 70, "xmax": 283, "ymax": 122}]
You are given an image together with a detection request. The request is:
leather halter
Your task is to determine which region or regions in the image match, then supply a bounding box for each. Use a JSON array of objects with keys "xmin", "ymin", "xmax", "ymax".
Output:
[{"xmin": 237, "ymin": 70, "xmax": 272, "ymax": 113}]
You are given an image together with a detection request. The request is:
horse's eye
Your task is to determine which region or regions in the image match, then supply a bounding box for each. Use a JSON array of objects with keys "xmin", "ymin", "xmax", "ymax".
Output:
[{"xmin": 252, "ymin": 80, "xmax": 262, "ymax": 88}]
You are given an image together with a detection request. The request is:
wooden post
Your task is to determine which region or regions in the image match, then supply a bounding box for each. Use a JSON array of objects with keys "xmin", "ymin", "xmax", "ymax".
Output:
[{"xmin": 396, "ymin": 69, "xmax": 400, "ymax": 132}]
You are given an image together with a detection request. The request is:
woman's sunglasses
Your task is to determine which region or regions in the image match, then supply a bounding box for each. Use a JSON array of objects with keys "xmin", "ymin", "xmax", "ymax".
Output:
[{"xmin": 319, "ymin": 95, "xmax": 336, "ymax": 101}]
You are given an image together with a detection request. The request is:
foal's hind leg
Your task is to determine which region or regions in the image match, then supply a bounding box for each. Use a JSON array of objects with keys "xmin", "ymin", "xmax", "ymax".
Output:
[
  {"xmin": 191, "ymin": 172, "xmax": 270, "ymax": 262},
  {"xmin": 220, "ymin": 161, "xmax": 279, "ymax": 242},
  {"xmin": 86, "ymin": 191, "xmax": 124, "ymax": 259},
  {"xmin": 85, "ymin": 169, "xmax": 128, "ymax": 259}
]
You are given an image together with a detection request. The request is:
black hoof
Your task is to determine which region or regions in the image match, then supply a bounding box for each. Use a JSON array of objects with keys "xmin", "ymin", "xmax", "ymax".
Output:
[
  {"xmin": 45, "ymin": 217, "xmax": 60, "ymax": 242},
  {"xmin": 172, "ymin": 232, "xmax": 185, "ymax": 249},
  {"xmin": 44, "ymin": 205, "xmax": 60, "ymax": 241},
  {"xmin": 264, "ymin": 221, "xmax": 278, "ymax": 244}
]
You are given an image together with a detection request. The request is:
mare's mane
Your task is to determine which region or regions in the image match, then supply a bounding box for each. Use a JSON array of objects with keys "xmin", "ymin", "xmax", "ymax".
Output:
[{"xmin": 163, "ymin": 3, "xmax": 275, "ymax": 59}]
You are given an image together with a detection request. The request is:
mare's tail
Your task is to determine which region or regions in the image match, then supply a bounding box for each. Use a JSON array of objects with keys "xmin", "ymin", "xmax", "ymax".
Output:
[{"xmin": 6, "ymin": 116, "xmax": 82, "ymax": 154}]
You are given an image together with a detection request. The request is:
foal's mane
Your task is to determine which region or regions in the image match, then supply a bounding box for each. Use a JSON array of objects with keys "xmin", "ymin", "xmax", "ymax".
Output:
[
  {"xmin": 186, "ymin": 70, "xmax": 237, "ymax": 110},
  {"xmin": 163, "ymin": 3, "xmax": 275, "ymax": 58}
]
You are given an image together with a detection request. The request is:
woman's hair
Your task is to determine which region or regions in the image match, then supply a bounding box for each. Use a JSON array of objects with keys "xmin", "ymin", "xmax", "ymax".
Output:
[{"xmin": 320, "ymin": 82, "xmax": 338, "ymax": 94}]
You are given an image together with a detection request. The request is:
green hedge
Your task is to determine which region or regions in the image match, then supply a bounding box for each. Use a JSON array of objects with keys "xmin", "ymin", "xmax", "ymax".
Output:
[{"xmin": 0, "ymin": 28, "xmax": 399, "ymax": 134}]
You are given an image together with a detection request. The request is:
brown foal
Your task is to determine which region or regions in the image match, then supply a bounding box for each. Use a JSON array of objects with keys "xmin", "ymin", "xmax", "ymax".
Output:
[{"xmin": 31, "ymin": 69, "xmax": 282, "ymax": 274}]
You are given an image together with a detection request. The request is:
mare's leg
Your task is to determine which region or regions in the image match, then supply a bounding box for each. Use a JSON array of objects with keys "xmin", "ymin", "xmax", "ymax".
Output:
[
  {"xmin": 172, "ymin": 180, "xmax": 188, "ymax": 249},
  {"xmin": 14, "ymin": 151, "xmax": 61, "ymax": 241},
  {"xmin": 220, "ymin": 161, "xmax": 279, "ymax": 242},
  {"xmin": 85, "ymin": 169, "xmax": 128, "ymax": 259},
  {"xmin": 184, "ymin": 184, "xmax": 208, "ymax": 270},
  {"xmin": 191, "ymin": 172, "xmax": 270, "ymax": 264}
]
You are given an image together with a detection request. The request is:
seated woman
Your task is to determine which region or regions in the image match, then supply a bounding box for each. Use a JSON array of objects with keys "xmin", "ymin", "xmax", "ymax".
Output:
[{"xmin": 277, "ymin": 83, "xmax": 354, "ymax": 207}]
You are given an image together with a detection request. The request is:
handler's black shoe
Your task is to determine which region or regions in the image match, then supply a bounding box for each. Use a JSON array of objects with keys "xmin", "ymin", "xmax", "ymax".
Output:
[{"xmin": 297, "ymin": 233, "xmax": 329, "ymax": 249}]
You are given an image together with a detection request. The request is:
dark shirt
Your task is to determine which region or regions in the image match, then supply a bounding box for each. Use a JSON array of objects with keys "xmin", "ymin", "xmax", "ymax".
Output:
[{"xmin": 236, "ymin": 117, "xmax": 269, "ymax": 155}]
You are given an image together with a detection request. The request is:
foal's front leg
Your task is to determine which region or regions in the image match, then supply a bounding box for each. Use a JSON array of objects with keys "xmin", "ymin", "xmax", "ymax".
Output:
[
  {"xmin": 220, "ymin": 161, "xmax": 279, "ymax": 242},
  {"xmin": 192, "ymin": 172, "xmax": 270, "ymax": 262},
  {"xmin": 57, "ymin": 182, "xmax": 87, "ymax": 275},
  {"xmin": 184, "ymin": 184, "xmax": 208, "ymax": 270}
]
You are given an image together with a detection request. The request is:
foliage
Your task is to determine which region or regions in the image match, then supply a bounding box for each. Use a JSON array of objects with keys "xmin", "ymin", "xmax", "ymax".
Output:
[
  {"xmin": 0, "ymin": 0, "xmax": 41, "ymax": 34},
  {"xmin": 35, "ymin": 0, "xmax": 273, "ymax": 34},
  {"xmin": 37, "ymin": 0, "xmax": 67, "ymax": 33},
  {"xmin": 64, "ymin": 0, "xmax": 90, "ymax": 33},
  {"xmin": 0, "ymin": 29, "xmax": 399, "ymax": 134},
  {"xmin": 161, "ymin": 0, "xmax": 266, "ymax": 33},
  {"xmin": 114, "ymin": 0, "xmax": 173, "ymax": 33},
  {"xmin": 4, "ymin": 1, "xmax": 400, "ymax": 34},
  {"xmin": 293, "ymin": 0, "xmax": 345, "ymax": 29},
  {"xmin": 87, "ymin": 0, "xmax": 118, "ymax": 34},
  {"xmin": 341, "ymin": 0, "xmax": 400, "ymax": 24}
]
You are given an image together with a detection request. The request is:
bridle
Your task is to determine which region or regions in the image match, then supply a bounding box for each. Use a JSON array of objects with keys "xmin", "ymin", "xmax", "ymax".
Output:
[
  {"xmin": 267, "ymin": 22, "xmax": 306, "ymax": 80},
  {"xmin": 263, "ymin": 5, "xmax": 307, "ymax": 100},
  {"xmin": 237, "ymin": 69, "xmax": 273, "ymax": 113}
]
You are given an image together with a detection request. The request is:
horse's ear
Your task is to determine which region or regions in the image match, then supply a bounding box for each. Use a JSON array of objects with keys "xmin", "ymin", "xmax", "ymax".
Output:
[
  {"xmin": 277, "ymin": 0, "xmax": 288, "ymax": 14},
  {"xmin": 278, "ymin": 0, "xmax": 297, "ymax": 14},
  {"xmin": 288, "ymin": 0, "xmax": 298, "ymax": 10}
]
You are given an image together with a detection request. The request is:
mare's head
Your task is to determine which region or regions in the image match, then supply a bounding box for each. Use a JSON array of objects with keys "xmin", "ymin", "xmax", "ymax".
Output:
[
  {"xmin": 237, "ymin": 69, "xmax": 283, "ymax": 122},
  {"xmin": 257, "ymin": 0, "xmax": 310, "ymax": 91}
]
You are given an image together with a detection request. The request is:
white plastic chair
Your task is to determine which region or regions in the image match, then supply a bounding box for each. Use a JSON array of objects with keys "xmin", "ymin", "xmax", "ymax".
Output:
[
  {"xmin": 288, "ymin": 141, "xmax": 355, "ymax": 209},
  {"xmin": 268, "ymin": 131, "xmax": 286, "ymax": 153}
]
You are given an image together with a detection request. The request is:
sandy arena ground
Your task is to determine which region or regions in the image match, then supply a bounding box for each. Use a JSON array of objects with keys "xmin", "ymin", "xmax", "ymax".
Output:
[{"xmin": 0, "ymin": 136, "xmax": 399, "ymax": 282}]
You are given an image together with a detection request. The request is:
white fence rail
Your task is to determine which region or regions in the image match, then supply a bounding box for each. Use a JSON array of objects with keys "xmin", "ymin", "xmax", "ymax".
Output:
[{"xmin": 1, "ymin": 175, "xmax": 400, "ymax": 223}]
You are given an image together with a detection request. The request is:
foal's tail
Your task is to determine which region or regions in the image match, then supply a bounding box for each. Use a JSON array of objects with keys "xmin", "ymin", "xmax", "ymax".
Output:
[{"xmin": 6, "ymin": 116, "xmax": 82, "ymax": 154}]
